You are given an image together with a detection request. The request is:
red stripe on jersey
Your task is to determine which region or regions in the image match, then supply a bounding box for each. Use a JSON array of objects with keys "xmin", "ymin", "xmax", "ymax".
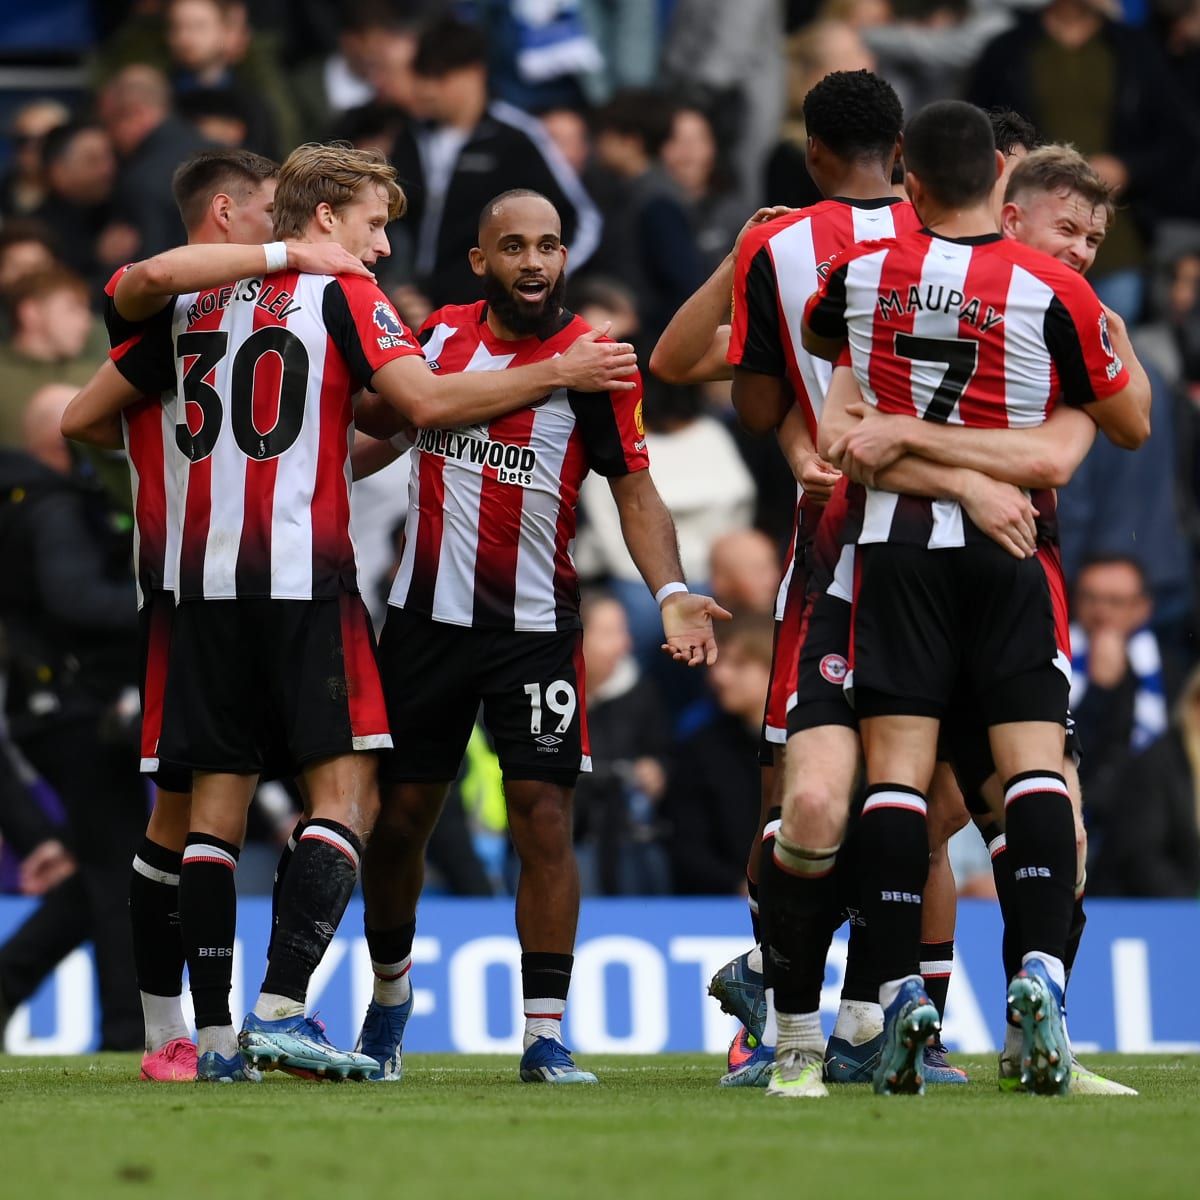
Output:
[
  {"xmin": 338, "ymin": 592, "xmax": 390, "ymax": 741},
  {"xmin": 472, "ymin": 407, "xmax": 537, "ymax": 626},
  {"xmin": 868, "ymin": 248, "xmax": 919, "ymax": 417},
  {"xmin": 406, "ymin": 450, "xmax": 447, "ymax": 614},
  {"xmin": 311, "ymin": 338, "xmax": 355, "ymax": 594},
  {"xmin": 236, "ymin": 269, "xmax": 297, "ymax": 595},
  {"xmin": 552, "ymin": 426, "xmax": 590, "ymax": 625},
  {"xmin": 957, "ymin": 250, "xmax": 1013, "ymax": 429},
  {"xmin": 847, "ymin": 544, "xmax": 865, "ymax": 677},
  {"xmin": 125, "ymin": 396, "xmax": 167, "ymax": 593},
  {"xmin": 177, "ymin": 295, "xmax": 227, "ymax": 596}
]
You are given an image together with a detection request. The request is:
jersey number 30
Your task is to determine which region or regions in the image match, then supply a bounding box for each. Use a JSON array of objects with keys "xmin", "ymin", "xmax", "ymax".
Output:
[{"xmin": 176, "ymin": 328, "xmax": 309, "ymax": 462}]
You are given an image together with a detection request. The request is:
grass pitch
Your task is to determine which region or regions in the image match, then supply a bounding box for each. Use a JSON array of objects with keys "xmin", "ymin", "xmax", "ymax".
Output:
[{"xmin": 1, "ymin": 1054, "xmax": 1194, "ymax": 1200}]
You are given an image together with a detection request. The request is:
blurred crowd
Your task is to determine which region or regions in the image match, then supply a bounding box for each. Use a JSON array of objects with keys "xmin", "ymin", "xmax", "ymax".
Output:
[{"xmin": 0, "ymin": 0, "xmax": 1198, "ymax": 910}]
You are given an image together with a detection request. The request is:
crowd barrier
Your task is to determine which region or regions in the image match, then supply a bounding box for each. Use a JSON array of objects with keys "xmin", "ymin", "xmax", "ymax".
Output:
[{"xmin": 2, "ymin": 897, "xmax": 1197, "ymax": 1055}]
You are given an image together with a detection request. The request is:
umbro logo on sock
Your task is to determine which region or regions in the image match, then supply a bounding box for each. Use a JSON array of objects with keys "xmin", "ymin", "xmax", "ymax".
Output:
[{"xmin": 314, "ymin": 921, "xmax": 335, "ymax": 937}]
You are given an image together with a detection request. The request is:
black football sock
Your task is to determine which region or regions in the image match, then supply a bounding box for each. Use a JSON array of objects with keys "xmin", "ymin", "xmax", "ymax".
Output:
[
  {"xmin": 857, "ymin": 786, "xmax": 930, "ymax": 991},
  {"xmin": 260, "ymin": 819, "xmax": 361, "ymax": 1008},
  {"xmin": 179, "ymin": 833, "xmax": 239, "ymax": 1030},
  {"xmin": 766, "ymin": 833, "xmax": 839, "ymax": 1023},
  {"xmin": 267, "ymin": 818, "xmax": 305, "ymax": 963},
  {"xmin": 1003, "ymin": 773, "xmax": 1075, "ymax": 987},
  {"xmin": 749, "ymin": 804, "xmax": 782, "ymax": 948},
  {"xmin": 920, "ymin": 940, "xmax": 954, "ymax": 1017},
  {"xmin": 980, "ymin": 820, "xmax": 1022, "ymax": 983},
  {"xmin": 522, "ymin": 952, "xmax": 573, "ymax": 1046},
  {"xmin": 841, "ymin": 916, "xmax": 879, "ymax": 1004},
  {"xmin": 1065, "ymin": 893, "xmax": 1086, "ymax": 997},
  {"xmin": 129, "ymin": 837, "xmax": 185, "ymax": 998},
  {"xmin": 365, "ymin": 918, "xmax": 417, "ymax": 1005}
]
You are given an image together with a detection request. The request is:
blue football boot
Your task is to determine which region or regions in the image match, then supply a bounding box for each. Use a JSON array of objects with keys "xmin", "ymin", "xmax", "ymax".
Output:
[
  {"xmin": 707, "ymin": 950, "xmax": 766, "ymax": 1043},
  {"xmin": 519, "ymin": 1036, "xmax": 598, "ymax": 1084},
  {"xmin": 823, "ymin": 1032, "xmax": 884, "ymax": 1084},
  {"xmin": 355, "ymin": 994, "xmax": 414, "ymax": 1082},
  {"xmin": 1006, "ymin": 959, "xmax": 1071, "ymax": 1095},
  {"xmin": 922, "ymin": 1033, "xmax": 969, "ymax": 1084},
  {"xmin": 872, "ymin": 979, "xmax": 940, "ymax": 1095},
  {"xmin": 239, "ymin": 1012, "xmax": 376, "ymax": 1082},
  {"xmin": 196, "ymin": 1050, "xmax": 260, "ymax": 1083},
  {"xmin": 719, "ymin": 1026, "xmax": 774, "ymax": 1088}
]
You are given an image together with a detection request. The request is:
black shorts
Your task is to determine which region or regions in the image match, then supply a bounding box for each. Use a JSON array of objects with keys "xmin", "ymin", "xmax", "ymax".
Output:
[
  {"xmin": 851, "ymin": 542, "xmax": 1068, "ymax": 726},
  {"xmin": 378, "ymin": 607, "xmax": 589, "ymax": 786},
  {"xmin": 159, "ymin": 595, "xmax": 390, "ymax": 775},
  {"xmin": 786, "ymin": 589, "xmax": 857, "ymax": 737},
  {"xmin": 938, "ymin": 706, "xmax": 1083, "ymax": 816},
  {"xmin": 137, "ymin": 589, "xmax": 191, "ymax": 793}
]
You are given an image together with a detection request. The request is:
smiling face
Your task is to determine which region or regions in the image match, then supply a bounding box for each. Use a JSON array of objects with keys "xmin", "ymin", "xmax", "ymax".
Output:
[
  {"xmin": 470, "ymin": 193, "xmax": 567, "ymax": 338},
  {"xmin": 1002, "ymin": 186, "xmax": 1109, "ymax": 275}
]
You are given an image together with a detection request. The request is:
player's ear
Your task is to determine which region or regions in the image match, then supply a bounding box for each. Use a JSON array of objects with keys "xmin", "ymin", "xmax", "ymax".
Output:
[
  {"xmin": 314, "ymin": 201, "xmax": 336, "ymax": 233},
  {"xmin": 994, "ymin": 148, "xmax": 1005, "ymax": 181},
  {"xmin": 999, "ymin": 201, "xmax": 1021, "ymax": 239},
  {"xmin": 212, "ymin": 192, "xmax": 233, "ymax": 232},
  {"xmin": 468, "ymin": 246, "xmax": 486, "ymax": 278}
]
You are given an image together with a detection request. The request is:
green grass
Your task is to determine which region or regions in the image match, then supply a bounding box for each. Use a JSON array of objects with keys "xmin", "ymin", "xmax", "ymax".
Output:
[{"xmin": 0, "ymin": 1054, "xmax": 1195, "ymax": 1200}]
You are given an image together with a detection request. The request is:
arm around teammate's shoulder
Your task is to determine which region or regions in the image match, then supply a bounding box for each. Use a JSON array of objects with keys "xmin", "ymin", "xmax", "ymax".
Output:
[{"xmin": 1083, "ymin": 307, "xmax": 1151, "ymax": 450}]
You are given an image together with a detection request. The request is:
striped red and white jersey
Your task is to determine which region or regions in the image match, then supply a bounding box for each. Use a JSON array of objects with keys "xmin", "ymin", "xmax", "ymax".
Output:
[
  {"xmin": 388, "ymin": 301, "xmax": 649, "ymax": 632},
  {"xmin": 727, "ymin": 197, "xmax": 921, "ymax": 617},
  {"xmin": 110, "ymin": 270, "xmax": 423, "ymax": 600},
  {"xmin": 806, "ymin": 229, "xmax": 1130, "ymax": 549},
  {"xmin": 103, "ymin": 265, "xmax": 186, "ymax": 608}
]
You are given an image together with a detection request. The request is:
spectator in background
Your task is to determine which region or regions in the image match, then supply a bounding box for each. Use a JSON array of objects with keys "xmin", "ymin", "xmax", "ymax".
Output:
[
  {"xmin": 661, "ymin": 0, "xmax": 786, "ymax": 210},
  {"xmin": 661, "ymin": 104, "xmax": 747, "ymax": 275},
  {"xmin": 765, "ymin": 20, "xmax": 875, "ymax": 209},
  {"xmin": 574, "ymin": 593, "xmax": 671, "ymax": 895},
  {"xmin": 572, "ymin": 275, "xmax": 640, "ymax": 341},
  {"xmin": 32, "ymin": 123, "xmax": 120, "ymax": 291},
  {"xmin": 708, "ymin": 529, "xmax": 780, "ymax": 617},
  {"xmin": 0, "ymin": 269, "xmax": 108, "ymax": 447},
  {"xmin": 661, "ymin": 615, "xmax": 773, "ymax": 893},
  {"xmin": 0, "ymin": 223, "xmax": 58, "ymax": 303},
  {"xmin": 386, "ymin": 16, "xmax": 601, "ymax": 306},
  {"xmin": 1069, "ymin": 556, "xmax": 1167, "ymax": 816},
  {"xmin": 175, "ymin": 86, "xmax": 254, "ymax": 147},
  {"xmin": 967, "ymin": 0, "xmax": 1200, "ymax": 320},
  {"xmin": 0, "ymin": 384, "xmax": 144, "ymax": 1050},
  {"xmin": 1057, "ymin": 356, "xmax": 1193, "ymax": 689},
  {"xmin": 0, "ymin": 99, "xmax": 69, "ymax": 218},
  {"xmin": 164, "ymin": 0, "xmax": 294, "ymax": 156},
  {"xmin": 1093, "ymin": 661, "xmax": 1200, "ymax": 897},
  {"xmin": 0, "ymin": 744, "xmax": 75, "ymax": 900},
  {"xmin": 98, "ymin": 64, "xmax": 210, "ymax": 259},
  {"xmin": 577, "ymin": 379, "xmax": 754, "ymax": 675},
  {"xmin": 591, "ymin": 89, "xmax": 704, "ymax": 339},
  {"xmin": 292, "ymin": 0, "xmax": 419, "ymax": 137}
]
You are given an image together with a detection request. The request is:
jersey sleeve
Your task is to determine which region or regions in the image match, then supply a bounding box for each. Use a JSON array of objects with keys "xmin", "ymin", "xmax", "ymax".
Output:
[
  {"xmin": 727, "ymin": 241, "xmax": 786, "ymax": 376},
  {"xmin": 1043, "ymin": 277, "xmax": 1131, "ymax": 406},
  {"xmin": 102, "ymin": 263, "xmax": 139, "ymax": 346},
  {"xmin": 803, "ymin": 256, "xmax": 850, "ymax": 343},
  {"xmin": 322, "ymin": 275, "xmax": 424, "ymax": 391},
  {"xmin": 109, "ymin": 316, "xmax": 176, "ymax": 396},
  {"xmin": 569, "ymin": 369, "xmax": 650, "ymax": 478}
]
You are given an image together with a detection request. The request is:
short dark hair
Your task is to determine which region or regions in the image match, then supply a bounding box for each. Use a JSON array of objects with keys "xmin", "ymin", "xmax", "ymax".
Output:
[
  {"xmin": 40, "ymin": 121, "xmax": 104, "ymax": 170},
  {"xmin": 176, "ymin": 87, "xmax": 254, "ymax": 130},
  {"xmin": 1077, "ymin": 553, "xmax": 1148, "ymax": 590},
  {"xmin": 904, "ymin": 100, "xmax": 997, "ymax": 208},
  {"xmin": 0, "ymin": 218, "xmax": 56, "ymax": 260},
  {"xmin": 171, "ymin": 147, "xmax": 278, "ymax": 228},
  {"xmin": 803, "ymin": 70, "xmax": 903, "ymax": 164},
  {"xmin": 592, "ymin": 89, "xmax": 676, "ymax": 158},
  {"xmin": 341, "ymin": 0, "xmax": 421, "ymax": 34},
  {"xmin": 988, "ymin": 108, "xmax": 1039, "ymax": 157},
  {"xmin": 478, "ymin": 188, "xmax": 556, "ymax": 238},
  {"xmin": 413, "ymin": 16, "xmax": 488, "ymax": 77}
]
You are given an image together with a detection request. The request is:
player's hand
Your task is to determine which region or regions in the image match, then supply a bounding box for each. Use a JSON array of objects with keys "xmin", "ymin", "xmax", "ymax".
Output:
[
  {"xmin": 19, "ymin": 839, "xmax": 76, "ymax": 897},
  {"xmin": 827, "ymin": 404, "xmax": 917, "ymax": 485},
  {"xmin": 732, "ymin": 206, "xmax": 794, "ymax": 257},
  {"xmin": 286, "ymin": 240, "xmax": 375, "ymax": 279},
  {"xmin": 797, "ymin": 452, "xmax": 842, "ymax": 503},
  {"xmin": 659, "ymin": 592, "xmax": 733, "ymax": 667},
  {"xmin": 959, "ymin": 474, "xmax": 1038, "ymax": 560},
  {"xmin": 556, "ymin": 324, "xmax": 639, "ymax": 392}
]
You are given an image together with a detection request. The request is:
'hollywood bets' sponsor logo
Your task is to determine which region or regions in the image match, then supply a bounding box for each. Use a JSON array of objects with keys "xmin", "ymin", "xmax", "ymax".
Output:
[{"xmin": 415, "ymin": 428, "xmax": 538, "ymax": 486}]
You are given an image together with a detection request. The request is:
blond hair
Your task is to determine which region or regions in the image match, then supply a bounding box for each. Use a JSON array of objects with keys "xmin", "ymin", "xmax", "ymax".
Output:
[
  {"xmin": 1004, "ymin": 144, "xmax": 1115, "ymax": 226},
  {"xmin": 272, "ymin": 142, "xmax": 406, "ymax": 239}
]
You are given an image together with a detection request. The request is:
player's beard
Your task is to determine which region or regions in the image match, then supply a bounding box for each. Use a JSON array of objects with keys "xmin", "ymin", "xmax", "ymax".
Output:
[{"xmin": 483, "ymin": 269, "xmax": 566, "ymax": 339}]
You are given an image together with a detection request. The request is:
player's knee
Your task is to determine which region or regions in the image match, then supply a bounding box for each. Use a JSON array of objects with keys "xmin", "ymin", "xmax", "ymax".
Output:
[
  {"xmin": 507, "ymin": 784, "xmax": 573, "ymax": 859},
  {"xmin": 782, "ymin": 780, "xmax": 847, "ymax": 847}
]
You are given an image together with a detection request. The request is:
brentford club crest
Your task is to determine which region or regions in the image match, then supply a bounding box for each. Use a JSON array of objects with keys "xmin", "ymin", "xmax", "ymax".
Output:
[{"xmin": 819, "ymin": 654, "xmax": 848, "ymax": 685}]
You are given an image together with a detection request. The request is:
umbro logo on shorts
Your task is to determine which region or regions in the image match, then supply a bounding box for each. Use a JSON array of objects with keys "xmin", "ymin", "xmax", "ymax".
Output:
[{"xmin": 535, "ymin": 734, "xmax": 562, "ymax": 752}]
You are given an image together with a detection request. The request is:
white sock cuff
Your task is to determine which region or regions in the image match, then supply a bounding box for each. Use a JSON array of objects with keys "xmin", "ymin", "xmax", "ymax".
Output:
[
  {"xmin": 1004, "ymin": 774, "xmax": 1069, "ymax": 807},
  {"xmin": 300, "ymin": 823, "xmax": 360, "ymax": 870},
  {"xmin": 773, "ymin": 834, "xmax": 839, "ymax": 878},
  {"xmin": 133, "ymin": 855, "xmax": 180, "ymax": 886},
  {"xmin": 523, "ymin": 997, "xmax": 566, "ymax": 1018},
  {"xmin": 862, "ymin": 788, "xmax": 927, "ymax": 817},
  {"xmin": 988, "ymin": 832, "xmax": 1008, "ymax": 859}
]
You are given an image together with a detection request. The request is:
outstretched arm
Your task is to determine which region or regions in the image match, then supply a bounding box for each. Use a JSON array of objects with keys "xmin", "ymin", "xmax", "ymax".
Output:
[
  {"xmin": 113, "ymin": 240, "xmax": 373, "ymax": 323},
  {"xmin": 608, "ymin": 470, "xmax": 731, "ymax": 667},
  {"xmin": 60, "ymin": 359, "xmax": 143, "ymax": 448},
  {"xmin": 371, "ymin": 326, "xmax": 637, "ymax": 429},
  {"xmin": 650, "ymin": 207, "xmax": 792, "ymax": 385}
]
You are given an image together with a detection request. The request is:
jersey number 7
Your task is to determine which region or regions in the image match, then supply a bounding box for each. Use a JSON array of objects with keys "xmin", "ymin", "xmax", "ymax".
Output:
[
  {"xmin": 176, "ymin": 327, "xmax": 309, "ymax": 462},
  {"xmin": 893, "ymin": 332, "xmax": 979, "ymax": 424}
]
